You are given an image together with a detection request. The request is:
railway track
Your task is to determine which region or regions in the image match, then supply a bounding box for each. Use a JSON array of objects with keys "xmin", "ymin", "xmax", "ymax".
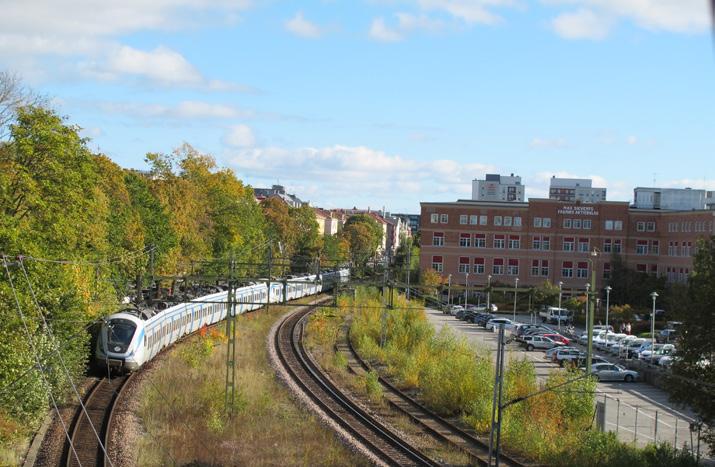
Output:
[
  {"xmin": 341, "ymin": 327, "xmax": 527, "ymax": 467},
  {"xmin": 275, "ymin": 306, "xmax": 440, "ymax": 466},
  {"xmin": 64, "ymin": 374, "xmax": 131, "ymax": 467}
]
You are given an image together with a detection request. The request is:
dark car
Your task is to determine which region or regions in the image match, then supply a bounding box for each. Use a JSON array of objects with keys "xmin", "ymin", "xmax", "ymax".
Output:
[{"xmin": 475, "ymin": 313, "xmax": 495, "ymax": 326}]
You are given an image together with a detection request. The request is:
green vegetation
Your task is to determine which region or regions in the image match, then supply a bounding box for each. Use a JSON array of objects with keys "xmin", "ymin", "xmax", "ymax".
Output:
[
  {"xmin": 137, "ymin": 306, "xmax": 366, "ymax": 466},
  {"xmin": 0, "ymin": 75, "xmax": 379, "ymax": 457},
  {"xmin": 347, "ymin": 287, "xmax": 697, "ymax": 466},
  {"xmin": 667, "ymin": 236, "xmax": 715, "ymax": 453}
]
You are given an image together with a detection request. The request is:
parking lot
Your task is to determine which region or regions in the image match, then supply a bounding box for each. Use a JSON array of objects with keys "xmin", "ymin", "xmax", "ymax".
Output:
[{"xmin": 424, "ymin": 308, "xmax": 710, "ymax": 460}]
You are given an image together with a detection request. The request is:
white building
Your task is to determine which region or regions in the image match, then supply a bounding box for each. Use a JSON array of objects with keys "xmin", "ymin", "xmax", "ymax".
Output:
[
  {"xmin": 549, "ymin": 177, "xmax": 606, "ymax": 203},
  {"xmin": 633, "ymin": 187, "xmax": 714, "ymax": 211},
  {"xmin": 472, "ymin": 173, "xmax": 524, "ymax": 202}
]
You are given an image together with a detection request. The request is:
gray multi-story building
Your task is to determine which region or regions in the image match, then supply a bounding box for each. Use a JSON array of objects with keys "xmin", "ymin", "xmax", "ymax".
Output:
[
  {"xmin": 633, "ymin": 187, "xmax": 715, "ymax": 211},
  {"xmin": 253, "ymin": 184, "xmax": 305, "ymax": 208},
  {"xmin": 549, "ymin": 177, "xmax": 606, "ymax": 203},
  {"xmin": 472, "ymin": 173, "xmax": 524, "ymax": 202}
]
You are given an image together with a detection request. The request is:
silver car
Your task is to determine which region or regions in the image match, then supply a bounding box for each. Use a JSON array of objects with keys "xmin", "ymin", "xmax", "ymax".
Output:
[{"xmin": 590, "ymin": 363, "xmax": 638, "ymax": 382}]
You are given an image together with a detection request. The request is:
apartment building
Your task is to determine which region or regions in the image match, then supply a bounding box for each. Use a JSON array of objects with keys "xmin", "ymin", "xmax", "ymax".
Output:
[{"xmin": 420, "ymin": 198, "xmax": 715, "ymax": 292}]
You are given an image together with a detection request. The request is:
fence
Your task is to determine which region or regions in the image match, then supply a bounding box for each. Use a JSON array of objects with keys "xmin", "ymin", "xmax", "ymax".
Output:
[{"xmin": 596, "ymin": 392, "xmax": 707, "ymax": 461}]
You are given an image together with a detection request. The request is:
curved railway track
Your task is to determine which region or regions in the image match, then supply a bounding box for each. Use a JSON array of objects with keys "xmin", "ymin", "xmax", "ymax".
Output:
[
  {"xmin": 342, "ymin": 328, "xmax": 527, "ymax": 467},
  {"xmin": 64, "ymin": 374, "xmax": 131, "ymax": 467},
  {"xmin": 275, "ymin": 306, "xmax": 440, "ymax": 466}
]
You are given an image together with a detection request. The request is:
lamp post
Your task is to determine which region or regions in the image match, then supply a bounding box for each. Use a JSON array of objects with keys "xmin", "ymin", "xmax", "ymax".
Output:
[
  {"xmin": 586, "ymin": 249, "xmax": 598, "ymax": 375},
  {"xmin": 464, "ymin": 272, "xmax": 470, "ymax": 308},
  {"xmin": 557, "ymin": 281, "xmax": 563, "ymax": 331},
  {"xmin": 447, "ymin": 274, "xmax": 452, "ymax": 308},
  {"xmin": 650, "ymin": 291, "xmax": 658, "ymax": 365},
  {"xmin": 605, "ymin": 286, "xmax": 612, "ymax": 332},
  {"xmin": 487, "ymin": 274, "xmax": 492, "ymax": 312},
  {"xmin": 513, "ymin": 277, "xmax": 519, "ymax": 322}
]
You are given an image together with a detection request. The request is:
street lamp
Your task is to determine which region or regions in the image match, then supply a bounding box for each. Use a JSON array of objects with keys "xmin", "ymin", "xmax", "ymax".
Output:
[
  {"xmin": 557, "ymin": 281, "xmax": 563, "ymax": 331},
  {"xmin": 464, "ymin": 272, "xmax": 470, "ymax": 308},
  {"xmin": 487, "ymin": 274, "xmax": 492, "ymax": 312},
  {"xmin": 650, "ymin": 291, "xmax": 658, "ymax": 365},
  {"xmin": 513, "ymin": 277, "xmax": 519, "ymax": 322},
  {"xmin": 605, "ymin": 286, "xmax": 612, "ymax": 332},
  {"xmin": 585, "ymin": 249, "xmax": 599, "ymax": 375},
  {"xmin": 447, "ymin": 274, "xmax": 452, "ymax": 308}
]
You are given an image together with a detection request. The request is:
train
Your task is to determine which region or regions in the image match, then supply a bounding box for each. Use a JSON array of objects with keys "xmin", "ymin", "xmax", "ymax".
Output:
[{"xmin": 95, "ymin": 268, "xmax": 350, "ymax": 372}]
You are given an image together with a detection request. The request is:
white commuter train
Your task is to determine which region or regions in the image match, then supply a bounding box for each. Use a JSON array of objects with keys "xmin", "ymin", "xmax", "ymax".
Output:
[{"xmin": 95, "ymin": 268, "xmax": 350, "ymax": 372}]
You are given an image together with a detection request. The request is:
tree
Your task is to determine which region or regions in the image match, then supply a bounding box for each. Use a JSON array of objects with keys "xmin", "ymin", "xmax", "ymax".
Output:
[
  {"xmin": 342, "ymin": 214, "xmax": 383, "ymax": 268},
  {"xmin": 394, "ymin": 235, "xmax": 419, "ymax": 283},
  {"xmin": 320, "ymin": 234, "xmax": 350, "ymax": 266},
  {"xmin": 667, "ymin": 236, "xmax": 715, "ymax": 453},
  {"xmin": 532, "ymin": 281, "xmax": 561, "ymax": 309},
  {"xmin": 420, "ymin": 268, "xmax": 443, "ymax": 297},
  {"xmin": 0, "ymin": 71, "xmax": 45, "ymax": 139},
  {"xmin": 607, "ymin": 253, "xmax": 666, "ymax": 309}
]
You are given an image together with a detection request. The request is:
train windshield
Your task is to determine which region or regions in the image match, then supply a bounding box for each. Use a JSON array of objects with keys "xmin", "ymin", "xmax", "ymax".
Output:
[{"xmin": 107, "ymin": 319, "xmax": 136, "ymax": 353}]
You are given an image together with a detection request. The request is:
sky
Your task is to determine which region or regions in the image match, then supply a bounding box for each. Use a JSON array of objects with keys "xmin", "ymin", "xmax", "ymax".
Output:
[{"xmin": 1, "ymin": 0, "xmax": 714, "ymax": 213}]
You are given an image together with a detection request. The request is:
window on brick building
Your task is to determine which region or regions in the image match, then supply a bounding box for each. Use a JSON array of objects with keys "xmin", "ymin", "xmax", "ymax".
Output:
[
  {"xmin": 504, "ymin": 216, "xmax": 512, "ymax": 226},
  {"xmin": 532, "ymin": 236, "xmax": 541, "ymax": 250},
  {"xmin": 459, "ymin": 233, "xmax": 471, "ymax": 247},
  {"xmin": 563, "ymin": 218, "xmax": 572, "ymax": 228},
  {"xmin": 562, "ymin": 261, "xmax": 573, "ymax": 278},
  {"xmin": 492, "ymin": 258, "xmax": 504, "ymax": 275},
  {"xmin": 573, "ymin": 219, "xmax": 582, "ymax": 229},
  {"xmin": 541, "ymin": 260, "xmax": 549, "ymax": 277},
  {"xmin": 533, "ymin": 217, "xmax": 542, "ymax": 228},
  {"xmin": 542, "ymin": 236, "xmax": 550, "ymax": 250},
  {"xmin": 646, "ymin": 221, "xmax": 655, "ymax": 232},
  {"xmin": 474, "ymin": 234, "xmax": 486, "ymax": 248},
  {"xmin": 458, "ymin": 257, "xmax": 470, "ymax": 273},
  {"xmin": 636, "ymin": 240, "xmax": 648, "ymax": 255},
  {"xmin": 603, "ymin": 263, "xmax": 611, "ymax": 279},
  {"xmin": 514, "ymin": 216, "xmax": 522, "ymax": 226},
  {"xmin": 650, "ymin": 264, "xmax": 658, "ymax": 275},
  {"xmin": 494, "ymin": 216, "xmax": 502, "ymax": 226},
  {"xmin": 563, "ymin": 237, "xmax": 574, "ymax": 251},
  {"xmin": 470, "ymin": 215, "xmax": 478, "ymax": 225},
  {"xmin": 460, "ymin": 215, "xmax": 468, "ymax": 225},
  {"xmin": 480, "ymin": 215, "xmax": 488, "ymax": 225},
  {"xmin": 509, "ymin": 235, "xmax": 520, "ymax": 249},
  {"xmin": 543, "ymin": 217, "xmax": 552, "ymax": 228},
  {"xmin": 614, "ymin": 220, "xmax": 623, "ymax": 231},
  {"xmin": 531, "ymin": 259, "xmax": 540, "ymax": 276},
  {"xmin": 583, "ymin": 219, "xmax": 592, "ymax": 229},
  {"xmin": 578, "ymin": 238, "xmax": 589, "ymax": 252},
  {"xmin": 432, "ymin": 232, "xmax": 444, "ymax": 247},
  {"xmin": 637, "ymin": 221, "xmax": 645, "ymax": 232},
  {"xmin": 440, "ymin": 214, "xmax": 448, "ymax": 223},
  {"xmin": 651, "ymin": 240, "xmax": 659, "ymax": 255},
  {"xmin": 577, "ymin": 262, "xmax": 588, "ymax": 278},
  {"xmin": 473, "ymin": 258, "xmax": 485, "ymax": 274},
  {"xmin": 430, "ymin": 213, "xmax": 439, "ymax": 223},
  {"xmin": 493, "ymin": 235, "xmax": 505, "ymax": 249},
  {"xmin": 432, "ymin": 256, "xmax": 443, "ymax": 272},
  {"xmin": 614, "ymin": 239, "xmax": 622, "ymax": 253},
  {"xmin": 507, "ymin": 259, "xmax": 519, "ymax": 276},
  {"xmin": 603, "ymin": 238, "xmax": 612, "ymax": 253}
]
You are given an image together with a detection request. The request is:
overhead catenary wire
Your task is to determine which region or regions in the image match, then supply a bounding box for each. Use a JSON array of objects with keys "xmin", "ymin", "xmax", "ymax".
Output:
[
  {"xmin": 17, "ymin": 258, "xmax": 115, "ymax": 467},
  {"xmin": 1, "ymin": 257, "xmax": 83, "ymax": 467}
]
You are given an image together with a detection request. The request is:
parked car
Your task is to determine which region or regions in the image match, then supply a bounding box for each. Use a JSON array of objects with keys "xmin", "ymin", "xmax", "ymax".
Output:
[
  {"xmin": 593, "ymin": 324, "xmax": 614, "ymax": 333},
  {"xmin": 521, "ymin": 335, "xmax": 564, "ymax": 351},
  {"xmin": 654, "ymin": 347, "xmax": 677, "ymax": 366},
  {"xmin": 610, "ymin": 335, "xmax": 637, "ymax": 356},
  {"xmin": 589, "ymin": 363, "xmax": 639, "ymax": 382},
  {"xmin": 543, "ymin": 333, "xmax": 570, "ymax": 345},
  {"xmin": 538, "ymin": 306, "xmax": 573, "ymax": 325},
  {"xmin": 620, "ymin": 338, "xmax": 647, "ymax": 359},
  {"xmin": 575, "ymin": 355, "xmax": 610, "ymax": 367},
  {"xmin": 603, "ymin": 333, "xmax": 628, "ymax": 353},
  {"xmin": 639, "ymin": 344, "xmax": 675, "ymax": 362},
  {"xmin": 553, "ymin": 348, "xmax": 585, "ymax": 365},
  {"xmin": 486, "ymin": 318, "xmax": 515, "ymax": 332},
  {"xmin": 658, "ymin": 328, "xmax": 679, "ymax": 343},
  {"xmin": 475, "ymin": 313, "xmax": 495, "ymax": 327},
  {"xmin": 545, "ymin": 345, "xmax": 578, "ymax": 360},
  {"xmin": 449, "ymin": 305, "xmax": 464, "ymax": 316},
  {"xmin": 594, "ymin": 331, "xmax": 614, "ymax": 350},
  {"xmin": 578, "ymin": 333, "xmax": 589, "ymax": 346},
  {"xmin": 515, "ymin": 324, "xmax": 553, "ymax": 340}
]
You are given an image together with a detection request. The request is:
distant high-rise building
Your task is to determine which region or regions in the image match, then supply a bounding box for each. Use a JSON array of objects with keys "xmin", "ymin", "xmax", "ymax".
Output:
[
  {"xmin": 473, "ymin": 173, "xmax": 524, "ymax": 202},
  {"xmin": 549, "ymin": 177, "xmax": 606, "ymax": 203},
  {"xmin": 634, "ymin": 187, "xmax": 714, "ymax": 211}
]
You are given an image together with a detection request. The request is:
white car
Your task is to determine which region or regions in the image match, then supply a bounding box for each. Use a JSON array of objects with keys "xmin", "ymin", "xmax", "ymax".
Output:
[
  {"xmin": 486, "ymin": 318, "xmax": 515, "ymax": 332},
  {"xmin": 611, "ymin": 335, "xmax": 637, "ymax": 355},
  {"xmin": 603, "ymin": 333, "xmax": 628, "ymax": 353},
  {"xmin": 639, "ymin": 344, "xmax": 674, "ymax": 362},
  {"xmin": 449, "ymin": 305, "xmax": 464, "ymax": 316}
]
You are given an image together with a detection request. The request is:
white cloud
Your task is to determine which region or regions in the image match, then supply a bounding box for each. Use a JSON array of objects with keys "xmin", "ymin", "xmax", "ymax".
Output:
[
  {"xmin": 369, "ymin": 17, "xmax": 404, "ymax": 41},
  {"xmin": 227, "ymin": 144, "xmax": 495, "ymax": 207},
  {"xmin": 91, "ymin": 100, "xmax": 252, "ymax": 120},
  {"xmin": 285, "ymin": 11, "xmax": 323, "ymax": 38},
  {"xmin": 546, "ymin": 0, "xmax": 710, "ymax": 39},
  {"xmin": 529, "ymin": 137, "xmax": 568, "ymax": 149},
  {"xmin": 223, "ymin": 124, "xmax": 256, "ymax": 148},
  {"xmin": 396, "ymin": 12, "xmax": 446, "ymax": 32},
  {"xmin": 552, "ymin": 8, "xmax": 612, "ymax": 39},
  {"xmin": 0, "ymin": 0, "xmax": 254, "ymax": 88},
  {"xmin": 416, "ymin": 0, "xmax": 513, "ymax": 25}
]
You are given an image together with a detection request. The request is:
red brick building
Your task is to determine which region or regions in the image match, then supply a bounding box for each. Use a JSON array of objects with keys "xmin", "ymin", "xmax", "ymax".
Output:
[{"xmin": 420, "ymin": 199, "xmax": 715, "ymax": 293}]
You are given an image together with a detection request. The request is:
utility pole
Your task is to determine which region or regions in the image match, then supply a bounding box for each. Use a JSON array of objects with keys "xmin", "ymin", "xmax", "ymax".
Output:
[
  {"xmin": 224, "ymin": 257, "xmax": 237, "ymax": 416},
  {"xmin": 489, "ymin": 324, "xmax": 506, "ymax": 466},
  {"xmin": 406, "ymin": 243, "xmax": 411, "ymax": 300},
  {"xmin": 586, "ymin": 267, "xmax": 596, "ymax": 375}
]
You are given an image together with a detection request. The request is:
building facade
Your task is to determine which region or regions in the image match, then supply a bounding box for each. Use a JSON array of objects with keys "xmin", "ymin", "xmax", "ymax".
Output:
[
  {"xmin": 549, "ymin": 177, "xmax": 607, "ymax": 203},
  {"xmin": 253, "ymin": 184, "xmax": 305, "ymax": 208},
  {"xmin": 633, "ymin": 187, "xmax": 714, "ymax": 211},
  {"xmin": 472, "ymin": 173, "xmax": 525, "ymax": 202},
  {"xmin": 420, "ymin": 199, "xmax": 715, "ymax": 293}
]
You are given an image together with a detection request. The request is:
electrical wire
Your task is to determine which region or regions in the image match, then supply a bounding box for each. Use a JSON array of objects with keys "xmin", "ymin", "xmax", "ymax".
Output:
[
  {"xmin": 21, "ymin": 245, "xmax": 156, "ymax": 266},
  {"xmin": 17, "ymin": 259, "xmax": 114, "ymax": 467},
  {"xmin": 2, "ymin": 257, "xmax": 83, "ymax": 467}
]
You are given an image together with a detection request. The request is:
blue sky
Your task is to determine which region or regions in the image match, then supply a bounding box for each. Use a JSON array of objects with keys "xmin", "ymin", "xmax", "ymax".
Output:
[{"xmin": 1, "ymin": 0, "xmax": 713, "ymax": 213}]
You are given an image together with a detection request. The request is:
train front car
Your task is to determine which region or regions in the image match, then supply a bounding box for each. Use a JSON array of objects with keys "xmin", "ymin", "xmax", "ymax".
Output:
[{"xmin": 95, "ymin": 311, "xmax": 146, "ymax": 373}]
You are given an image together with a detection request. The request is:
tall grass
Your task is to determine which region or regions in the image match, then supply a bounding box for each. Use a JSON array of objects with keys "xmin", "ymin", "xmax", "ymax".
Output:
[
  {"xmin": 135, "ymin": 305, "xmax": 368, "ymax": 466},
  {"xmin": 348, "ymin": 287, "xmax": 697, "ymax": 466}
]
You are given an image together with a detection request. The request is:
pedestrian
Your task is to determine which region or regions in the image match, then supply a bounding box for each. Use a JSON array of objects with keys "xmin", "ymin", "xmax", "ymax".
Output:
[
  {"xmin": 625, "ymin": 322, "xmax": 632, "ymax": 335},
  {"xmin": 620, "ymin": 322, "xmax": 625, "ymax": 334}
]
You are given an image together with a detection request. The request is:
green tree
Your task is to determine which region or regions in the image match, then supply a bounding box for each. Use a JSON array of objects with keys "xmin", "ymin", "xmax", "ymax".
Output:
[
  {"xmin": 342, "ymin": 214, "xmax": 383, "ymax": 268},
  {"xmin": 532, "ymin": 281, "xmax": 561, "ymax": 309},
  {"xmin": 667, "ymin": 236, "xmax": 715, "ymax": 453}
]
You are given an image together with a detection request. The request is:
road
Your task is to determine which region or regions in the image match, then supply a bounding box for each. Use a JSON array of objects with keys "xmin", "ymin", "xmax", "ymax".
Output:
[{"xmin": 424, "ymin": 308, "xmax": 710, "ymax": 461}]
